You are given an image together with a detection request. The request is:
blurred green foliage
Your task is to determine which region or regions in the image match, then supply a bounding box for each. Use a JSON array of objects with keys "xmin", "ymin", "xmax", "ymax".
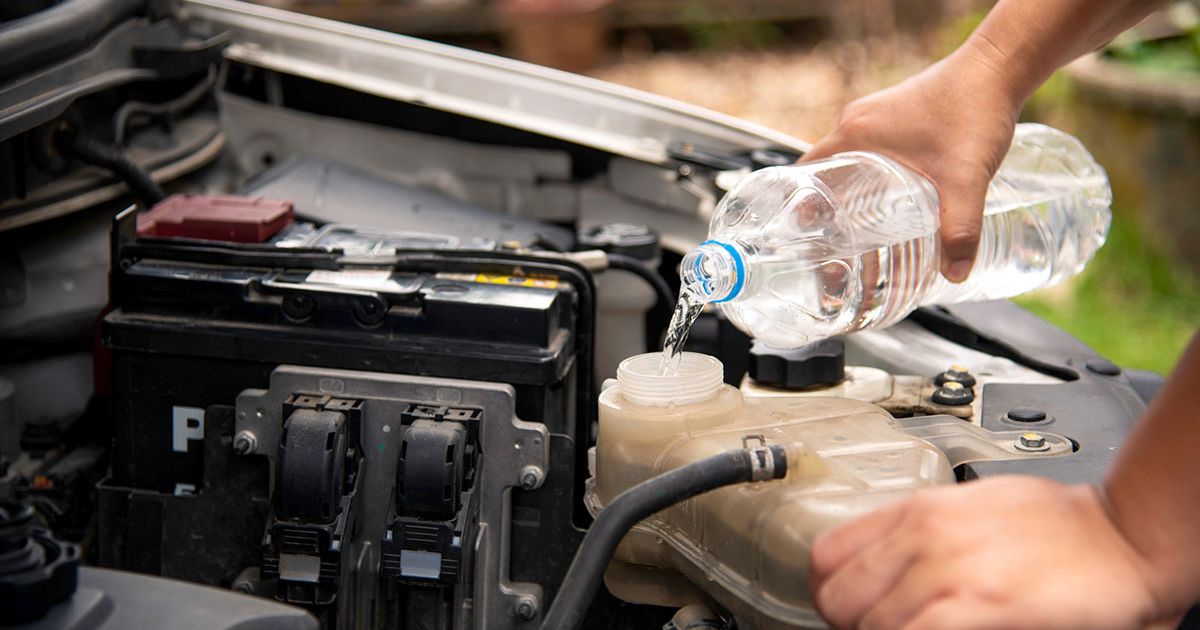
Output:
[
  {"xmin": 1107, "ymin": 1, "xmax": 1200, "ymax": 75},
  {"xmin": 931, "ymin": 7, "xmax": 984, "ymax": 57},
  {"xmin": 1106, "ymin": 34, "xmax": 1200, "ymax": 74},
  {"xmin": 680, "ymin": 1, "xmax": 782, "ymax": 50}
]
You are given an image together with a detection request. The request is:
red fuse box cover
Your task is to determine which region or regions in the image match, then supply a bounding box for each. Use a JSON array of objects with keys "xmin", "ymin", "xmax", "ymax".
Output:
[{"xmin": 138, "ymin": 194, "xmax": 294, "ymax": 243}]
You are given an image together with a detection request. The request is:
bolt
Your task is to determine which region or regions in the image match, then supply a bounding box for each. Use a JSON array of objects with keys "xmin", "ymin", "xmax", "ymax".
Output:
[
  {"xmin": 1007, "ymin": 407, "xmax": 1047, "ymax": 423},
  {"xmin": 1016, "ymin": 432, "xmax": 1049, "ymax": 452},
  {"xmin": 514, "ymin": 594, "xmax": 539, "ymax": 621},
  {"xmin": 519, "ymin": 465, "xmax": 545, "ymax": 490},
  {"xmin": 934, "ymin": 364, "xmax": 977, "ymax": 388},
  {"xmin": 931, "ymin": 380, "xmax": 974, "ymax": 406},
  {"xmin": 233, "ymin": 431, "xmax": 258, "ymax": 455},
  {"xmin": 1085, "ymin": 359, "xmax": 1121, "ymax": 377}
]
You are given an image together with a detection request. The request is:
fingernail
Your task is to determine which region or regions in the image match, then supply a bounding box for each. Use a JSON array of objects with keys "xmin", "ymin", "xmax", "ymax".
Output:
[{"xmin": 945, "ymin": 260, "xmax": 973, "ymax": 283}]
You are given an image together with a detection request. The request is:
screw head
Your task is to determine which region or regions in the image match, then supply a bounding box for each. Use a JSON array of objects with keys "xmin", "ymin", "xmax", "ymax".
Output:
[
  {"xmin": 1016, "ymin": 432, "xmax": 1049, "ymax": 451},
  {"xmin": 233, "ymin": 431, "xmax": 257, "ymax": 455},
  {"xmin": 931, "ymin": 380, "xmax": 974, "ymax": 406},
  {"xmin": 519, "ymin": 465, "xmax": 544, "ymax": 490},
  {"xmin": 935, "ymin": 364, "xmax": 977, "ymax": 388},
  {"xmin": 514, "ymin": 595, "xmax": 539, "ymax": 620}
]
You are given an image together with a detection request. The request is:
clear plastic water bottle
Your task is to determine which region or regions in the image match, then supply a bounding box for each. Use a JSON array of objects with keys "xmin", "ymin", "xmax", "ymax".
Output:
[{"xmin": 681, "ymin": 123, "xmax": 1112, "ymax": 348}]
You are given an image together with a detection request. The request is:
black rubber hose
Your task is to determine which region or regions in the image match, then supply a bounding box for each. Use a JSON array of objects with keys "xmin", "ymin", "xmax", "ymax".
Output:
[
  {"xmin": 59, "ymin": 131, "xmax": 165, "ymax": 208},
  {"xmin": 540, "ymin": 445, "xmax": 788, "ymax": 630},
  {"xmin": 0, "ymin": 0, "xmax": 147, "ymax": 81},
  {"xmin": 113, "ymin": 66, "xmax": 217, "ymax": 146},
  {"xmin": 605, "ymin": 253, "xmax": 676, "ymax": 350}
]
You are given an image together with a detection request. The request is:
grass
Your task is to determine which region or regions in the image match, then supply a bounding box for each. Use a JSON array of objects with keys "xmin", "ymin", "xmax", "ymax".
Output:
[{"xmin": 1015, "ymin": 210, "xmax": 1199, "ymax": 375}]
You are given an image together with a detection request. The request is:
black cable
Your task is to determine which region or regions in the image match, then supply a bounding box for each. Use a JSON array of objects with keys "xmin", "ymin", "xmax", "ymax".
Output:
[
  {"xmin": 540, "ymin": 445, "xmax": 788, "ymax": 630},
  {"xmin": 57, "ymin": 130, "xmax": 165, "ymax": 208},
  {"xmin": 605, "ymin": 253, "xmax": 676, "ymax": 345},
  {"xmin": 113, "ymin": 66, "xmax": 218, "ymax": 146}
]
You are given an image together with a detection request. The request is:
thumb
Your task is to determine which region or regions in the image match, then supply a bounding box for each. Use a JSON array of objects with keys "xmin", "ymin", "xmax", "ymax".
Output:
[
  {"xmin": 797, "ymin": 134, "xmax": 844, "ymax": 164},
  {"xmin": 936, "ymin": 176, "xmax": 987, "ymax": 283}
]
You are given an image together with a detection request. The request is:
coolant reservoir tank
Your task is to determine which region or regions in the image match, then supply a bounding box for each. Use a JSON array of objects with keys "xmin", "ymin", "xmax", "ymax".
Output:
[{"xmin": 591, "ymin": 352, "xmax": 955, "ymax": 628}]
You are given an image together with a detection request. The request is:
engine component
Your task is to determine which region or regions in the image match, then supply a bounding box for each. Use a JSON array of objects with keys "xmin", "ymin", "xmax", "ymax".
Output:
[
  {"xmin": 54, "ymin": 125, "xmax": 165, "ymax": 208},
  {"xmin": 741, "ymin": 364, "xmax": 977, "ymax": 419},
  {"xmin": 580, "ymin": 222, "xmax": 665, "ymax": 379},
  {"xmin": 137, "ymin": 194, "xmax": 294, "ymax": 243},
  {"xmin": 595, "ymin": 353, "xmax": 1076, "ymax": 629},
  {"xmin": 237, "ymin": 366, "xmax": 549, "ymax": 627},
  {"xmin": 261, "ymin": 398, "xmax": 363, "ymax": 607},
  {"xmin": 239, "ymin": 157, "xmax": 574, "ymax": 252},
  {"xmin": 97, "ymin": 205, "xmax": 595, "ymax": 628},
  {"xmin": 748, "ymin": 338, "xmax": 846, "ymax": 390},
  {"xmin": 16, "ymin": 566, "xmax": 317, "ymax": 630},
  {"xmin": 0, "ymin": 377, "xmax": 14, "ymax": 462},
  {"xmin": 396, "ymin": 420, "xmax": 467, "ymax": 521},
  {"xmin": 543, "ymin": 445, "xmax": 787, "ymax": 630},
  {"xmin": 0, "ymin": 501, "xmax": 79, "ymax": 625},
  {"xmin": 381, "ymin": 412, "xmax": 477, "ymax": 591}
]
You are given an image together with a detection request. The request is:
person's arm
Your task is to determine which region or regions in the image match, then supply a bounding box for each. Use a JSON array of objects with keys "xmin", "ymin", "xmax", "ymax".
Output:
[
  {"xmin": 805, "ymin": 2, "xmax": 1200, "ymax": 627},
  {"xmin": 809, "ymin": 335, "xmax": 1200, "ymax": 628},
  {"xmin": 1105, "ymin": 332, "xmax": 1200, "ymax": 619},
  {"xmin": 802, "ymin": 0, "xmax": 1168, "ymax": 281}
]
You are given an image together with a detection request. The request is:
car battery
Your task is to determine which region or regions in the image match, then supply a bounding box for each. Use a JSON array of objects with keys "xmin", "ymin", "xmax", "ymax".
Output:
[
  {"xmin": 96, "ymin": 202, "xmax": 598, "ymax": 627},
  {"xmin": 102, "ymin": 246, "xmax": 578, "ymax": 494}
]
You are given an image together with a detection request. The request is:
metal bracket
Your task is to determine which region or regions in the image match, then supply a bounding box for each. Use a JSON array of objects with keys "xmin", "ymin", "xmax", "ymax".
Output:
[{"xmin": 236, "ymin": 365, "xmax": 549, "ymax": 627}]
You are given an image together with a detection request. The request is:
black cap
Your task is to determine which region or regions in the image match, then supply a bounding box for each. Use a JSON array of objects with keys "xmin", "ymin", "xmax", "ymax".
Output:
[
  {"xmin": 749, "ymin": 338, "xmax": 845, "ymax": 390},
  {"xmin": 577, "ymin": 223, "xmax": 660, "ymax": 261},
  {"xmin": 0, "ymin": 502, "xmax": 80, "ymax": 625}
]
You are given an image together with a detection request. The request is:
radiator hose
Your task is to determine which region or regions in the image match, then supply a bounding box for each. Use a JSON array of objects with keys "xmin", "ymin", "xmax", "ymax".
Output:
[{"xmin": 540, "ymin": 445, "xmax": 788, "ymax": 630}]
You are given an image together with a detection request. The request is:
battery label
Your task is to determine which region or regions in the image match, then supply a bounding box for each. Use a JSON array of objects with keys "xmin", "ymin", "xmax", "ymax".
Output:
[
  {"xmin": 470, "ymin": 273, "xmax": 559, "ymax": 289},
  {"xmin": 306, "ymin": 269, "xmax": 393, "ymax": 289}
]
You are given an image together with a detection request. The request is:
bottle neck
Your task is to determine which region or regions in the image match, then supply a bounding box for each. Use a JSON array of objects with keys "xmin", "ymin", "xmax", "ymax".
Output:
[{"xmin": 681, "ymin": 240, "xmax": 747, "ymax": 303}]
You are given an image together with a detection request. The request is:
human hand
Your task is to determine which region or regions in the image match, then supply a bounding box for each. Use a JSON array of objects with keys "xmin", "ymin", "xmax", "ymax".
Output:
[
  {"xmin": 810, "ymin": 476, "xmax": 1172, "ymax": 630},
  {"xmin": 801, "ymin": 42, "xmax": 1024, "ymax": 282}
]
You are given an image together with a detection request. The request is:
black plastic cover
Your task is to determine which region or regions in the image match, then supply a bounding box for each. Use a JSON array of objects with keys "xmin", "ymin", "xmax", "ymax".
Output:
[
  {"xmin": 577, "ymin": 223, "xmax": 659, "ymax": 261},
  {"xmin": 396, "ymin": 420, "xmax": 466, "ymax": 521},
  {"xmin": 748, "ymin": 338, "xmax": 845, "ymax": 389},
  {"xmin": 0, "ymin": 502, "xmax": 79, "ymax": 625},
  {"xmin": 277, "ymin": 409, "xmax": 347, "ymax": 523}
]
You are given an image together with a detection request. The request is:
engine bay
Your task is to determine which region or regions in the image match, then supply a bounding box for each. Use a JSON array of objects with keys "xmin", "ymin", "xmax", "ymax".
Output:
[{"xmin": 0, "ymin": 2, "xmax": 1156, "ymax": 629}]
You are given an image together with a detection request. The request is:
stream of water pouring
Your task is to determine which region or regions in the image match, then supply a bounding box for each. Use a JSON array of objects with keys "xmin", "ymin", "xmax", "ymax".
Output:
[{"xmin": 657, "ymin": 289, "xmax": 707, "ymax": 376}]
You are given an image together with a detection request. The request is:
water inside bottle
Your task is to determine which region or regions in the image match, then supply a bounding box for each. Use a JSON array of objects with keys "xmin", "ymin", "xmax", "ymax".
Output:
[{"xmin": 658, "ymin": 123, "xmax": 1111, "ymax": 361}]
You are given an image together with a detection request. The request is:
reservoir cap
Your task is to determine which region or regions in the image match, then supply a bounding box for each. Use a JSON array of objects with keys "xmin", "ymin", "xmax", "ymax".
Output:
[
  {"xmin": 578, "ymin": 222, "xmax": 659, "ymax": 261},
  {"xmin": 749, "ymin": 338, "xmax": 845, "ymax": 390}
]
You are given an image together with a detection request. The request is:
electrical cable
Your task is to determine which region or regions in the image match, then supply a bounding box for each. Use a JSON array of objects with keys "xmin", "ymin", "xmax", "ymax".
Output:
[
  {"xmin": 57, "ymin": 129, "xmax": 165, "ymax": 208},
  {"xmin": 113, "ymin": 66, "xmax": 218, "ymax": 146},
  {"xmin": 540, "ymin": 445, "xmax": 788, "ymax": 630}
]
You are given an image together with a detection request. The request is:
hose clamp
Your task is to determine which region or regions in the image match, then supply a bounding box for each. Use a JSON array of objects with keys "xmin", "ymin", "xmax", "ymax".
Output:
[{"xmin": 743, "ymin": 435, "xmax": 778, "ymax": 482}]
